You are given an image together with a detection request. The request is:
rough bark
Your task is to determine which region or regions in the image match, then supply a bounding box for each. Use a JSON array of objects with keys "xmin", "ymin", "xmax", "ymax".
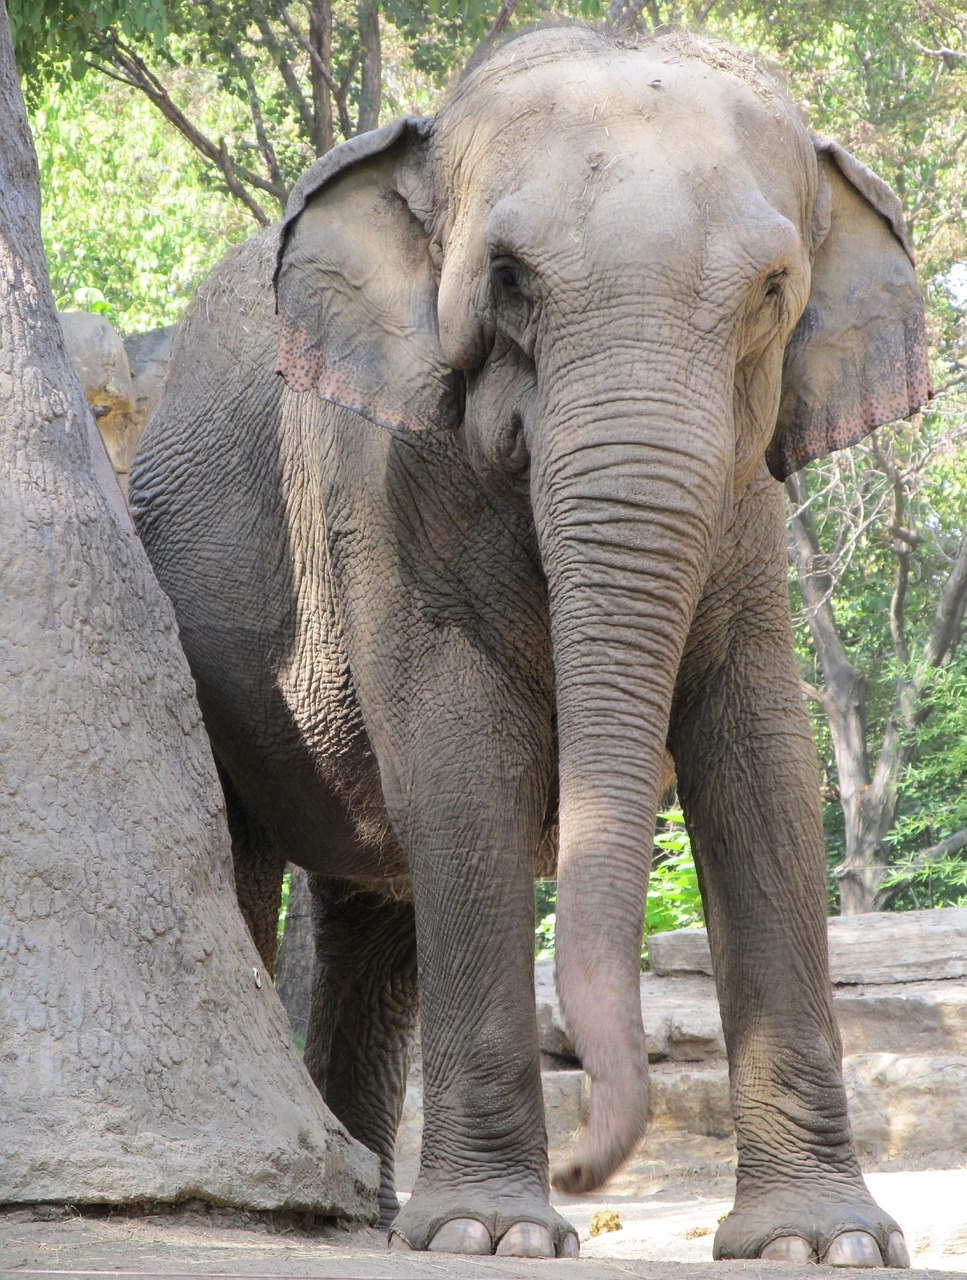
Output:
[
  {"xmin": 0, "ymin": 9, "xmax": 376, "ymax": 1216},
  {"xmin": 356, "ymin": 0, "xmax": 381, "ymax": 134}
]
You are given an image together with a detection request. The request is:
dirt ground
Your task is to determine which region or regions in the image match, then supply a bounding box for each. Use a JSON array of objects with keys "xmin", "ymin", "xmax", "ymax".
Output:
[{"xmin": 3, "ymin": 1162, "xmax": 965, "ymax": 1279}]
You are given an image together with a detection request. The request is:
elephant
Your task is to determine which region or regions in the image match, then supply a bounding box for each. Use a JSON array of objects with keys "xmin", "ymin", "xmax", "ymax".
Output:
[{"xmin": 130, "ymin": 24, "xmax": 932, "ymax": 1263}]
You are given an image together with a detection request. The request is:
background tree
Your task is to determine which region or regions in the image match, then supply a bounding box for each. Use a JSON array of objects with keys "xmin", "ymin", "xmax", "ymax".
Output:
[
  {"xmin": 10, "ymin": 0, "xmax": 519, "ymax": 225},
  {"xmin": 0, "ymin": 2, "xmax": 375, "ymax": 1212},
  {"xmin": 766, "ymin": 0, "xmax": 967, "ymax": 914}
]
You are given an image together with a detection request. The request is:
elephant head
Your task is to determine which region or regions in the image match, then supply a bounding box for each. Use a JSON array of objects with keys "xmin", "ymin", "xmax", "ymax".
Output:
[{"xmin": 274, "ymin": 26, "xmax": 931, "ymax": 1194}]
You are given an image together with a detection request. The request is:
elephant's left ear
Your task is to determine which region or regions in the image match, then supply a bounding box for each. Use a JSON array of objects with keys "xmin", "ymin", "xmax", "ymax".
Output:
[
  {"xmin": 767, "ymin": 139, "xmax": 933, "ymax": 481},
  {"xmin": 274, "ymin": 118, "xmax": 461, "ymax": 433}
]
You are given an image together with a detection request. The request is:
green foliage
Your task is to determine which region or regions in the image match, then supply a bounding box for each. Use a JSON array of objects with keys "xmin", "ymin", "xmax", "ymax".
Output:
[
  {"xmin": 9, "ymin": 0, "xmax": 168, "ymax": 86},
  {"xmin": 790, "ymin": 404, "xmax": 967, "ymax": 912},
  {"xmin": 277, "ymin": 867, "xmax": 292, "ymax": 945},
  {"xmin": 534, "ymin": 810, "xmax": 704, "ymax": 966},
  {"xmin": 647, "ymin": 810, "xmax": 705, "ymax": 936},
  {"xmin": 30, "ymin": 72, "xmax": 248, "ymax": 333}
]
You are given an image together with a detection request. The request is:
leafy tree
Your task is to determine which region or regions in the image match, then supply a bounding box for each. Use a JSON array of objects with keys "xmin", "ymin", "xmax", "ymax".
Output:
[
  {"xmin": 32, "ymin": 72, "xmax": 248, "ymax": 333},
  {"xmin": 10, "ymin": 1, "xmax": 526, "ymax": 225},
  {"xmin": 788, "ymin": 412, "xmax": 967, "ymax": 914},
  {"xmin": 762, "ymin": 1, "xmax": 967, "ymax": 914}
]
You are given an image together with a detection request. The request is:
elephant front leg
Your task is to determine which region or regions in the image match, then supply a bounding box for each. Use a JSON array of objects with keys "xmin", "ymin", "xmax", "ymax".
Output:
[
  {"xmin": 379, "ymin": 714, "xmax": 578, "ymax": 1259},
  {"xmin": 671, "ymin": 564, "xmax": 908, "ymax": 1268}
]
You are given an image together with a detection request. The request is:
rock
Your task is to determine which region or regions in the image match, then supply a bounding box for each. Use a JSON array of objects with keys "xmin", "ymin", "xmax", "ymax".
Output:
[
  {"xmin": 648, "ymin": 1062, "xmax": 733, "ymax": 1139},
  {"xmin": 646, "ymin": 928, "xmax": 713, "ymax": 977},
  {"xmin": 124, "ymin": 325, "xmax": 176, "ymax": 430},
  {"xmin": 59, "ymin": 313, "xmax": 176, "ymax": 494},
  {"xmin": 646, "ymin": 906, "xmax": 967, "ymax": 985},
  {"xmin": 835, "ymin": 983, "xmax": 967, "ymax": 1055},
  {"xmin": 845, "ymin": 1053, "xmax": 967, "ymax": 1167},
  {"xmin": 542, "ymin": 1069, "xmax": 588, "ymax": 1145},
  {"xmin": 827, "ymin": 908, "xmax": 967, "ymax": 984},
  {"xmin": 58, "ymin": 312, "xmax": 140, "ymax": 484}
]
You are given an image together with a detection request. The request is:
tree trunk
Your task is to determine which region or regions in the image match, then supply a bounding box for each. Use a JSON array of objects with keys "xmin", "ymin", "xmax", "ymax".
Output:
[
  {"xmin": 357, "ymin": 0, "xmax": 382, "ymax": 134},
  {"xmin": 0, "ymin": 9, "xmax": 376, "ymax": 1216},
  {"xmin": 787, "ymin": 474, "xmax": 886, "ymax": 914},
  {"xmin": 310, "ymin": 1, "xmax": 335, "ymax": 155}
]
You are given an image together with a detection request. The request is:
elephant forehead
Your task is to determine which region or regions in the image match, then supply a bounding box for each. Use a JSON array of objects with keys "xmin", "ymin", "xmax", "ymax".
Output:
[
  {"xmin": 439, "ymin": 31, "xmax": 794, "ymax": 161},
  {"xmin": 436, "ymin": 39, "xmax": 809, "ymax": 233}
]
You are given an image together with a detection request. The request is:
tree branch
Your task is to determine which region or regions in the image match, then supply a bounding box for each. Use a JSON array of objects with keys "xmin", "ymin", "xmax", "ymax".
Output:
[
  {"xmin": 253, "ymin": 16, "xmax": 314, "ymax": 145},
  {"xmin": 282, "ymin": 2, "xmax": 337, "ymax": 151},
  {"xmin": 786, "ymin": 472, "xmax": 871, "ymax": 793},
  {"xmin": 486, "ymin": 0, "xmax": 522, "ymax": 42},
  {"xmin": 200, "ymin": 0, "xmax": 285, "ymax": 204},
  {"xmin": 874, "ymin": 826, "xmax": 967, "ymax": 909},
  {"xmin": 89, "ymin": 36, "xmax": 278, "ymax": 224},
  {"xmin": 872, "ymin": 436, "xmax": 912, "ymax": 665},
  {"xmin": 356, "ymin": 0, "xmax": 380, "ymax": 135},
  {"xmin": 923, "ymin": 528, "xmax": 967, "ymax": 668}
]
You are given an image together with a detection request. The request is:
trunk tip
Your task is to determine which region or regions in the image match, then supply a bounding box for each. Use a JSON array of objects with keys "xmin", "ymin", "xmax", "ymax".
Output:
[
  {"xmin": 549, "ymin": 1076, "xmax": 649, "ymax": 1196},
  {"xmin": 551, "ymin": 1157, "xmax": 607, "ymax": 1196}
]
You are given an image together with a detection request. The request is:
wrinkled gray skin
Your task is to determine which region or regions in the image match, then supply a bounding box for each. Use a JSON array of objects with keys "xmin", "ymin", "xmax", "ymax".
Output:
[{"xmin": 131, "ymin": 26, "xmax": 930, "ymax": 1263}]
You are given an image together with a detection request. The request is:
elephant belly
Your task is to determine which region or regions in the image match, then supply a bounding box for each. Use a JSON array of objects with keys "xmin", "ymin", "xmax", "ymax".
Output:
[{"xmin": 196, "ymin": 628, "xmax": 412, "ymax": 894}]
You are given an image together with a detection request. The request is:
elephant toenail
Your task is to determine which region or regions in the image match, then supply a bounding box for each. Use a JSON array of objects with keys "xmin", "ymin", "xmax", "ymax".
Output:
[
  {"xmin": 496, "ymin": 1222, "xmax": 555, "ymax": 1256},
  {"xmin": 388, "ymin": 1230, "xmax": 413, "ymax": 1251},
  {"xmin": 886, "ymin": 1231, "xmax": 911, "ymax": 1268},
  {"xmin": 761, "ymin": 1235, "xmax": 816, "ymax": 1262},
  {"xmin": 559, "ymin": 1231, "xmax": 581, "ymax": 1257},
  {"xmin": 428, "ymin": 1218, "xmax": 492, "ymax": 1254},
  {"xmin": 824, "ymin": 1230, "xmax": 883, "ymax": 1266}
]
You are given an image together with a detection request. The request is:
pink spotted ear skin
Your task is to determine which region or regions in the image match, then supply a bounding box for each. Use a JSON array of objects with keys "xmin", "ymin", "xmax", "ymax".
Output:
[{"xmin": 275, "ymin": 321, "xmax": 324, "ymax": 394}]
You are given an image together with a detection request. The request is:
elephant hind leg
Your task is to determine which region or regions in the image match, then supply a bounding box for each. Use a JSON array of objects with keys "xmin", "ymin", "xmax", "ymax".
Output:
[
  {"xmin": 304, "ymin": 878, "xmax": 418, "ymax": 1228},
  {"xmin": 217, "ymin": 760, "xmax": 287, "ymax": 974}
]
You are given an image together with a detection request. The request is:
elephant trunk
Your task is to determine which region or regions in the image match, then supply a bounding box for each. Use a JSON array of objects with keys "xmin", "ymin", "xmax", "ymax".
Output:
[{"xmin": 531, "ymin": 387, "xmax": 729, "ymax": 1193}]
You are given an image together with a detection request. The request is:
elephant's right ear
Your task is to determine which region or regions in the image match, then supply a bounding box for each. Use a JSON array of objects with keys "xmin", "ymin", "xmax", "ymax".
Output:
[{"xmin": 275, "ymin": 119, "xmax": 462, "ymax": 433}]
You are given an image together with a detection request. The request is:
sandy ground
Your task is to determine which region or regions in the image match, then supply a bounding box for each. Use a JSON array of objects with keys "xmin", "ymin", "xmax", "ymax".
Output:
[{"xmin": 2, "ymin": 1166, "xmax": 964, "ymax": 1279}]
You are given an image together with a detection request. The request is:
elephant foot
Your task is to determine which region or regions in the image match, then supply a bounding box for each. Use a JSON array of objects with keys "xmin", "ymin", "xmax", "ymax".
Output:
[
  {"xmin": 714, "ymin": 1181, "xmax": 910, "ymax": 1268},
  {"xmin": 386, "ymin": 1186, "xmax": 579, "ymax": 1257}
]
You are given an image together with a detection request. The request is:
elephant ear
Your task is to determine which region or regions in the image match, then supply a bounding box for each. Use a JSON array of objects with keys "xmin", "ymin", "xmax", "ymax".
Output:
[
  {"xmin": 767, "ymin": 139, "xmax": 933, "ymax": 481},
  {"xmin": 274, "ymin": 118, "xmax": 461, "ymax": 433}
]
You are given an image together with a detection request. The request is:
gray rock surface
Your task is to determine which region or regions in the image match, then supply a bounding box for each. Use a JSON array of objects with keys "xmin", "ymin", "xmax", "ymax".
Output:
[
  {"xmin": 124, "ymin": 324, "xmax": 176, "ymax": 434},
  {"xmin": 60, "ymin": 312, "xmax": 175, "ymax": 492},
  {"xmin": 646, "ymin": 907, "xmax": 967, "ymax": 983}
]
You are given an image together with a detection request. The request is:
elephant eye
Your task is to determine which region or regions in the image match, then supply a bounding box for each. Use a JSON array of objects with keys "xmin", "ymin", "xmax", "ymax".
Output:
[
  {"xmin": 764, "ymin": 270, "xmax": 787, "ymax": 300},
  {"xmin": 492, "ymin": 256, "xmax": 525, "ymax": 295}
]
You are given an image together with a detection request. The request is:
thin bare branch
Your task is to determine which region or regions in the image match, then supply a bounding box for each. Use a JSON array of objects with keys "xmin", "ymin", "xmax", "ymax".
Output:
[
  {"xmin": 875, "ymin": 826, "xmax": 967, "ymax": 909},
  {"xmin": 199, "ymin": 0, "xmax": 285, "ymax": 201},
  {"xmin": 923, "ymin": 529, "xmax": 967, "ymax": 669},
  {"xmin": 486, "ymin": 0, "xmax": 522, "ymax": 42},
  {"xmin": 871, "ymin": 436, "xmax": 912, "ymax": 665},
  {"xmin": 88, "ymin": 37, "xmax": 276, "ymax": 224},
  {"xmin": 909, "ymin": 38, "xmax": 967, "ymax": 61},
  {"xmin": 254, "ymin": 16, "xmax": 314, "ymax": 140}
]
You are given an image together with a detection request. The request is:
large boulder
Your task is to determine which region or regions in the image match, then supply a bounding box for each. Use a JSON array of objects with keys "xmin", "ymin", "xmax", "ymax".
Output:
[{"xmin": 59, "ymin": 313, "xmax": 175, "ymax": 494}]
